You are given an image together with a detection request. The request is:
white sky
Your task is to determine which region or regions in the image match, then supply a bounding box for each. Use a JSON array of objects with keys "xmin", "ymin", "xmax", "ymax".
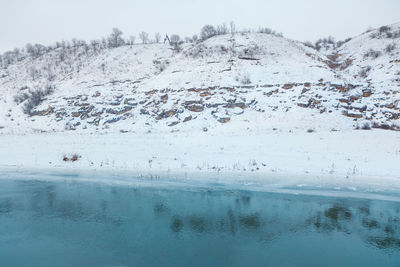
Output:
[{"xmin": 0, "ymin": 0, "xmax": 399, "ymax": 53}]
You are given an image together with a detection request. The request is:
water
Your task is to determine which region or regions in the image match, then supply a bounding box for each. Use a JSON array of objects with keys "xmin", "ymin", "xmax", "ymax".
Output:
[{"xmin": 0, "ymin": 177, "xmax": 399, "ymax": 266}]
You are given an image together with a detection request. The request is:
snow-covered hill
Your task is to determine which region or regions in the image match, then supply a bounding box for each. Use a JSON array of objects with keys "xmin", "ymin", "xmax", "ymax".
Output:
[
  {"xmin": 0, "ymin": 24, "xmax": 400, "ymax": 191},
  {"xmin": 0, "ymin": 24, "xmax": 399, "ymax": 135}
]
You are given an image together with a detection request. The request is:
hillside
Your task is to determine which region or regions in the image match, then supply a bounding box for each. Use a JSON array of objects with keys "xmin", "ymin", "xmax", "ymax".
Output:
[
  {"xmin": 0, "ymin": 24, "xmax": 400, "ymax": 190},
  {"xmin": 0, "ymin": 23, "xmax": 399, "ymax": 135}
]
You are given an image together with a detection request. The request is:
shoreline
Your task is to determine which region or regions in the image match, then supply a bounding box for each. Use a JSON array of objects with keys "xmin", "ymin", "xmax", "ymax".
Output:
[
  {"xmin": 0, "ymin": 129, "xmax": 399, "ymax": 200},
  {"xmin": 1, "ymin": 167, "xmax": 400, "ymax": 202}
]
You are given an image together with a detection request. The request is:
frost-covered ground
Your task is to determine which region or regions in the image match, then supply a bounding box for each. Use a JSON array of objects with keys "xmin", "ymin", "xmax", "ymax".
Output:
[{"xmin": 0, "ymin": 129, "xmax": 399, "ymax": 195}]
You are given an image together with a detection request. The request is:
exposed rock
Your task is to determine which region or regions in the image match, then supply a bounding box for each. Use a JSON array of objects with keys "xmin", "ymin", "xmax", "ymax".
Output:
[
  {"xmin": 218, "ymin": 117, "xmax": 231, "ymax": 123},
  {"xmin": 183, "ymin": 115, "xmax": 193, "ymax": 122},
  {"xmin": 186, "ymin": 104, "xmax": 204, "ymax": 112},
  {"xmin": 156, "ymin": 109, "xmax": 177, "ymax": 120},
  {"xmin": 362, "ymin": 89, "xmax": 372, "ymax": 97},
  {"xmin": 168, "ymin": 121, "xmax": 179, "ymax": 127}
]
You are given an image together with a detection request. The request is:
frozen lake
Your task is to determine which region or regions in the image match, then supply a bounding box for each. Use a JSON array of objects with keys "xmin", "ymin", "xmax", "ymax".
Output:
[{"xmin": 0, "ymin": 175, "xmax": 399, "ymax": 266}]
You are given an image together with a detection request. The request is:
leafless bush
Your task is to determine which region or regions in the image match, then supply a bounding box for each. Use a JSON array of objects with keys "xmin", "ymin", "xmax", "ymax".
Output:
[
  {"xmin": 336, "ymin": 37, "xmax": 352, "ymax": 47},
  {"xmin": 257, "ymin": 27, "xmax": 283, "ymax": 37},
  {"xmin": 304, "ymin": 41, "xmax": 315, "ymax": 49},
  {"xmin": 340, "ymin": 58, "xmax": 353, "ymax": 70},
  {"xmin": 184, "ymin": 44, "xmax": 208, "ymax": 58},
  {"xmin": 14, "ymin": 91, "xmax": 30, "ymax": 104},
  {"xmin": 63, "ymin": 153, "xmax": 81, "ymax": 162},
  {"xmin": 200, "ymin": 25, "xmax": 217, "ymax": 40},
  {"xmin": 239, "ymin": 44, "xmax": 263, "ymax": 58},
  {"xmin": 370, "ymin": 26, "xmax": 400, "ymax": 39},
  {"xmin": 363, "ymin": 49, "xmax": 382, "ymax": 59},
  {"xmin": 379, "ymin": 26, "xmax": 391, "ymax": 33},
  {"xmin": 153, "ymin": 59, "xmax": 169, "ymax": 73},
  {"xmin": 385, "ymin": 43, "xmax": 396, "ymax": 53},
  {"xmin": 315, "ymin": 36, "xmax": 335, "ymax": 51},
  {"xmin": 19, "ymin": 85, "xmax": 55, "ymax": 115},
  {"xmin": 236, "ymin": 73, "xmax": 251, "ymax": 85},
  {"xmin": 359, "ymin": 66, "xmax": 372, "ymax": 78}
]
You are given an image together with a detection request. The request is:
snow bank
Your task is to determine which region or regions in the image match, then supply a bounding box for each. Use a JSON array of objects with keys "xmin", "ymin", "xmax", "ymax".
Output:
[{"xmin": 0, "ymin": 130, "xmax": 399, "ymax": 195}]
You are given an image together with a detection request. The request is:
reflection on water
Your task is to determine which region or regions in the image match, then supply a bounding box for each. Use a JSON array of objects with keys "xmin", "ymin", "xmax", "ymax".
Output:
[{"xmin": 0, "ymin": 178, "xmax": 399, "ymax": 266}]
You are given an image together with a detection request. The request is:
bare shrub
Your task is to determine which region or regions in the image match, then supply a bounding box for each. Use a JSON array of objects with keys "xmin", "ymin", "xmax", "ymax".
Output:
[
  {"xmin": 385, "ymin": 43, "xmax": 396, "ymax": 53},
  {"xmin": 315, "ymin": 36, "xmax": 335, "ymax": 51},
  {"xmin": 363, "ymin": 49, "xmax": 382, "ymax": 59},
  {"xmin": 359, "ymin": 66, "xmax": 372, "ymax": 78},
  {"xmin": 20, "ymin": 85, "xmax": 55, "ymax": 115},
  {"xmin": 304, "ymin": 41, "xmax": 315, "ymax": 49},
  {"xmin": 63, "ymin": 153, "xmax": 81, "ymax": 162},
  {"xmin": 236, "ymin": 73, "xmax": 251, "ymax": 85},
  {"xmin": 370, "ymin": 25, "xmax": 400, "ymax": 39},
  {"xmin": 336, "ymin": 37, "xmax": 352, "ymax": 47},
  {"xmin": 153, "ymin": 59, "xmax": 169, "ymax": 74},
  {"xmin": 14, "ymin": 91, "xmax": 30, "ymax": 104},
  {"xmin": 257, "ymin": 27, "xmax": 283, "ymax": 37},
  {"xmin": 184, "ymin": 44, "xmax": 207, "ymax": 58},
  {"xmin": 200, "ymin": 25, "xmax": 217, "ymax": 40},
  {"xmin": 379, "ymin": 26, "xmax": 391, "ymax": 33},
  {"xmin": 239, "ymin": 44, "xmax": 263, "ymax": 58}
]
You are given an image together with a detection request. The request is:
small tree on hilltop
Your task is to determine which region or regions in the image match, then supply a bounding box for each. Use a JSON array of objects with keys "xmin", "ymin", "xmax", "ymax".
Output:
[
  {"xmin": 154, "ymin": 32, "xmax": 161, "ymax": 43},
  {"xmin": 170, "ymin": 34, "xmax": 182, "ymax": 51},
  {"xmin": 229, "ymin": 21, "xmax": 236, "ymax": 35},
  {"xmin": 108, "ymin": 28, "xmax": 125, "ymax": 48},
  {"xmin": 200, "ymin": 25, "xmax": 217, "ymax": 40},
  {"xmin": 139, "ymin": 32, "xmax": 149, "ymax": 44},
  {"xmin": 129, "ymin": 35, "xmax": 136, "ymax": 45}
]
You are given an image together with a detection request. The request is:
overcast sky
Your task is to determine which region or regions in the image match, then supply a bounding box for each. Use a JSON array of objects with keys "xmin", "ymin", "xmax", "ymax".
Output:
[{"xmin": 0, "ymin": 0, "xmax": 399, "ymax": 53}]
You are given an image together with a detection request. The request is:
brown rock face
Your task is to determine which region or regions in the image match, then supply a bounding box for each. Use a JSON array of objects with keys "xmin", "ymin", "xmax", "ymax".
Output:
[
  {"xmin": 218, "ymin": 117, "xmax": 230, "ymax": 123},
  {"xmin": 187, "ymin": 104, "xmax": 204, "ymax": 112},
  {"xmin": 343, "ymin": 111, "xmax": 363, "ymax": 118},
  {"xmin": 282, "ymin": 84, "xmax": 294, "ymax": 90},
  {"xmin": 183, "ymin": 115, "xmax": 193, "ymax": 122},
  {"xmin": 161, "ymin": 94, "xmax": 168, "ymax": 101},
  {"xmin": 362, "ymin": 89, "xmax": 372, "ymax": 97},
  {"xmin": 156, "ymin": 109, "xmax": 176, "ymax": 120}
]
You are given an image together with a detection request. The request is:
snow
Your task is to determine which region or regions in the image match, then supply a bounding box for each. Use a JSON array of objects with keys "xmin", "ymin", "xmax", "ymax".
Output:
[
  {"xmin": 0, "ymin": 25, "xmax": 399, "ymax": 196},
  {"xmin": 0, "ymin": 130, "xmax": 399, "ymax": 195}
]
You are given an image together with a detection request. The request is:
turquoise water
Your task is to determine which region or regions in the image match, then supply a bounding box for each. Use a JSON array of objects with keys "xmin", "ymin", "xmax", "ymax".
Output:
[{"xmin": 0, "ymin": 177, "xmax": 399, "ymax": 266}]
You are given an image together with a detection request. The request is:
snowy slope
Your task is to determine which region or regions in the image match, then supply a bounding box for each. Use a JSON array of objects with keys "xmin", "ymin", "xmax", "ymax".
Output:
[{"xmin": 0, "ymin": 26, "xmax": 399, "ymax": 135}]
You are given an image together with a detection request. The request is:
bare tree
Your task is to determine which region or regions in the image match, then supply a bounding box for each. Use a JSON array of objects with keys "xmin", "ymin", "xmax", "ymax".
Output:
[
  {"xmin": 200, "ymin": 25, "xmax": 217, "ymax": 40},
  {"xmin": 139, "ymin": 31, "xmax": 149, "ymax": 44},
  {"xmin": 217, "ymin": 23, "xmax": 228, "ymax": 35},
  {"xmin": 154, "ymin": 32, "xmax": 161, "ymax": 43},
  {"xmin": 170, "ymin": 34, "xmax": 181, "ymax": 45},
  {"xmin": 129, "ymin": 35, "xmax": 136, "ymax": 45},
  {"xmin": 170, "ymin": 34, "xmax": 182, "ymax": 51},
  {"xmin": 108, "ymin": 28, "xmax": 125, "ymax": 48},
  {"xmin": 230, "ymin": 21, "xmax": 236, "ymax": 35}
]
